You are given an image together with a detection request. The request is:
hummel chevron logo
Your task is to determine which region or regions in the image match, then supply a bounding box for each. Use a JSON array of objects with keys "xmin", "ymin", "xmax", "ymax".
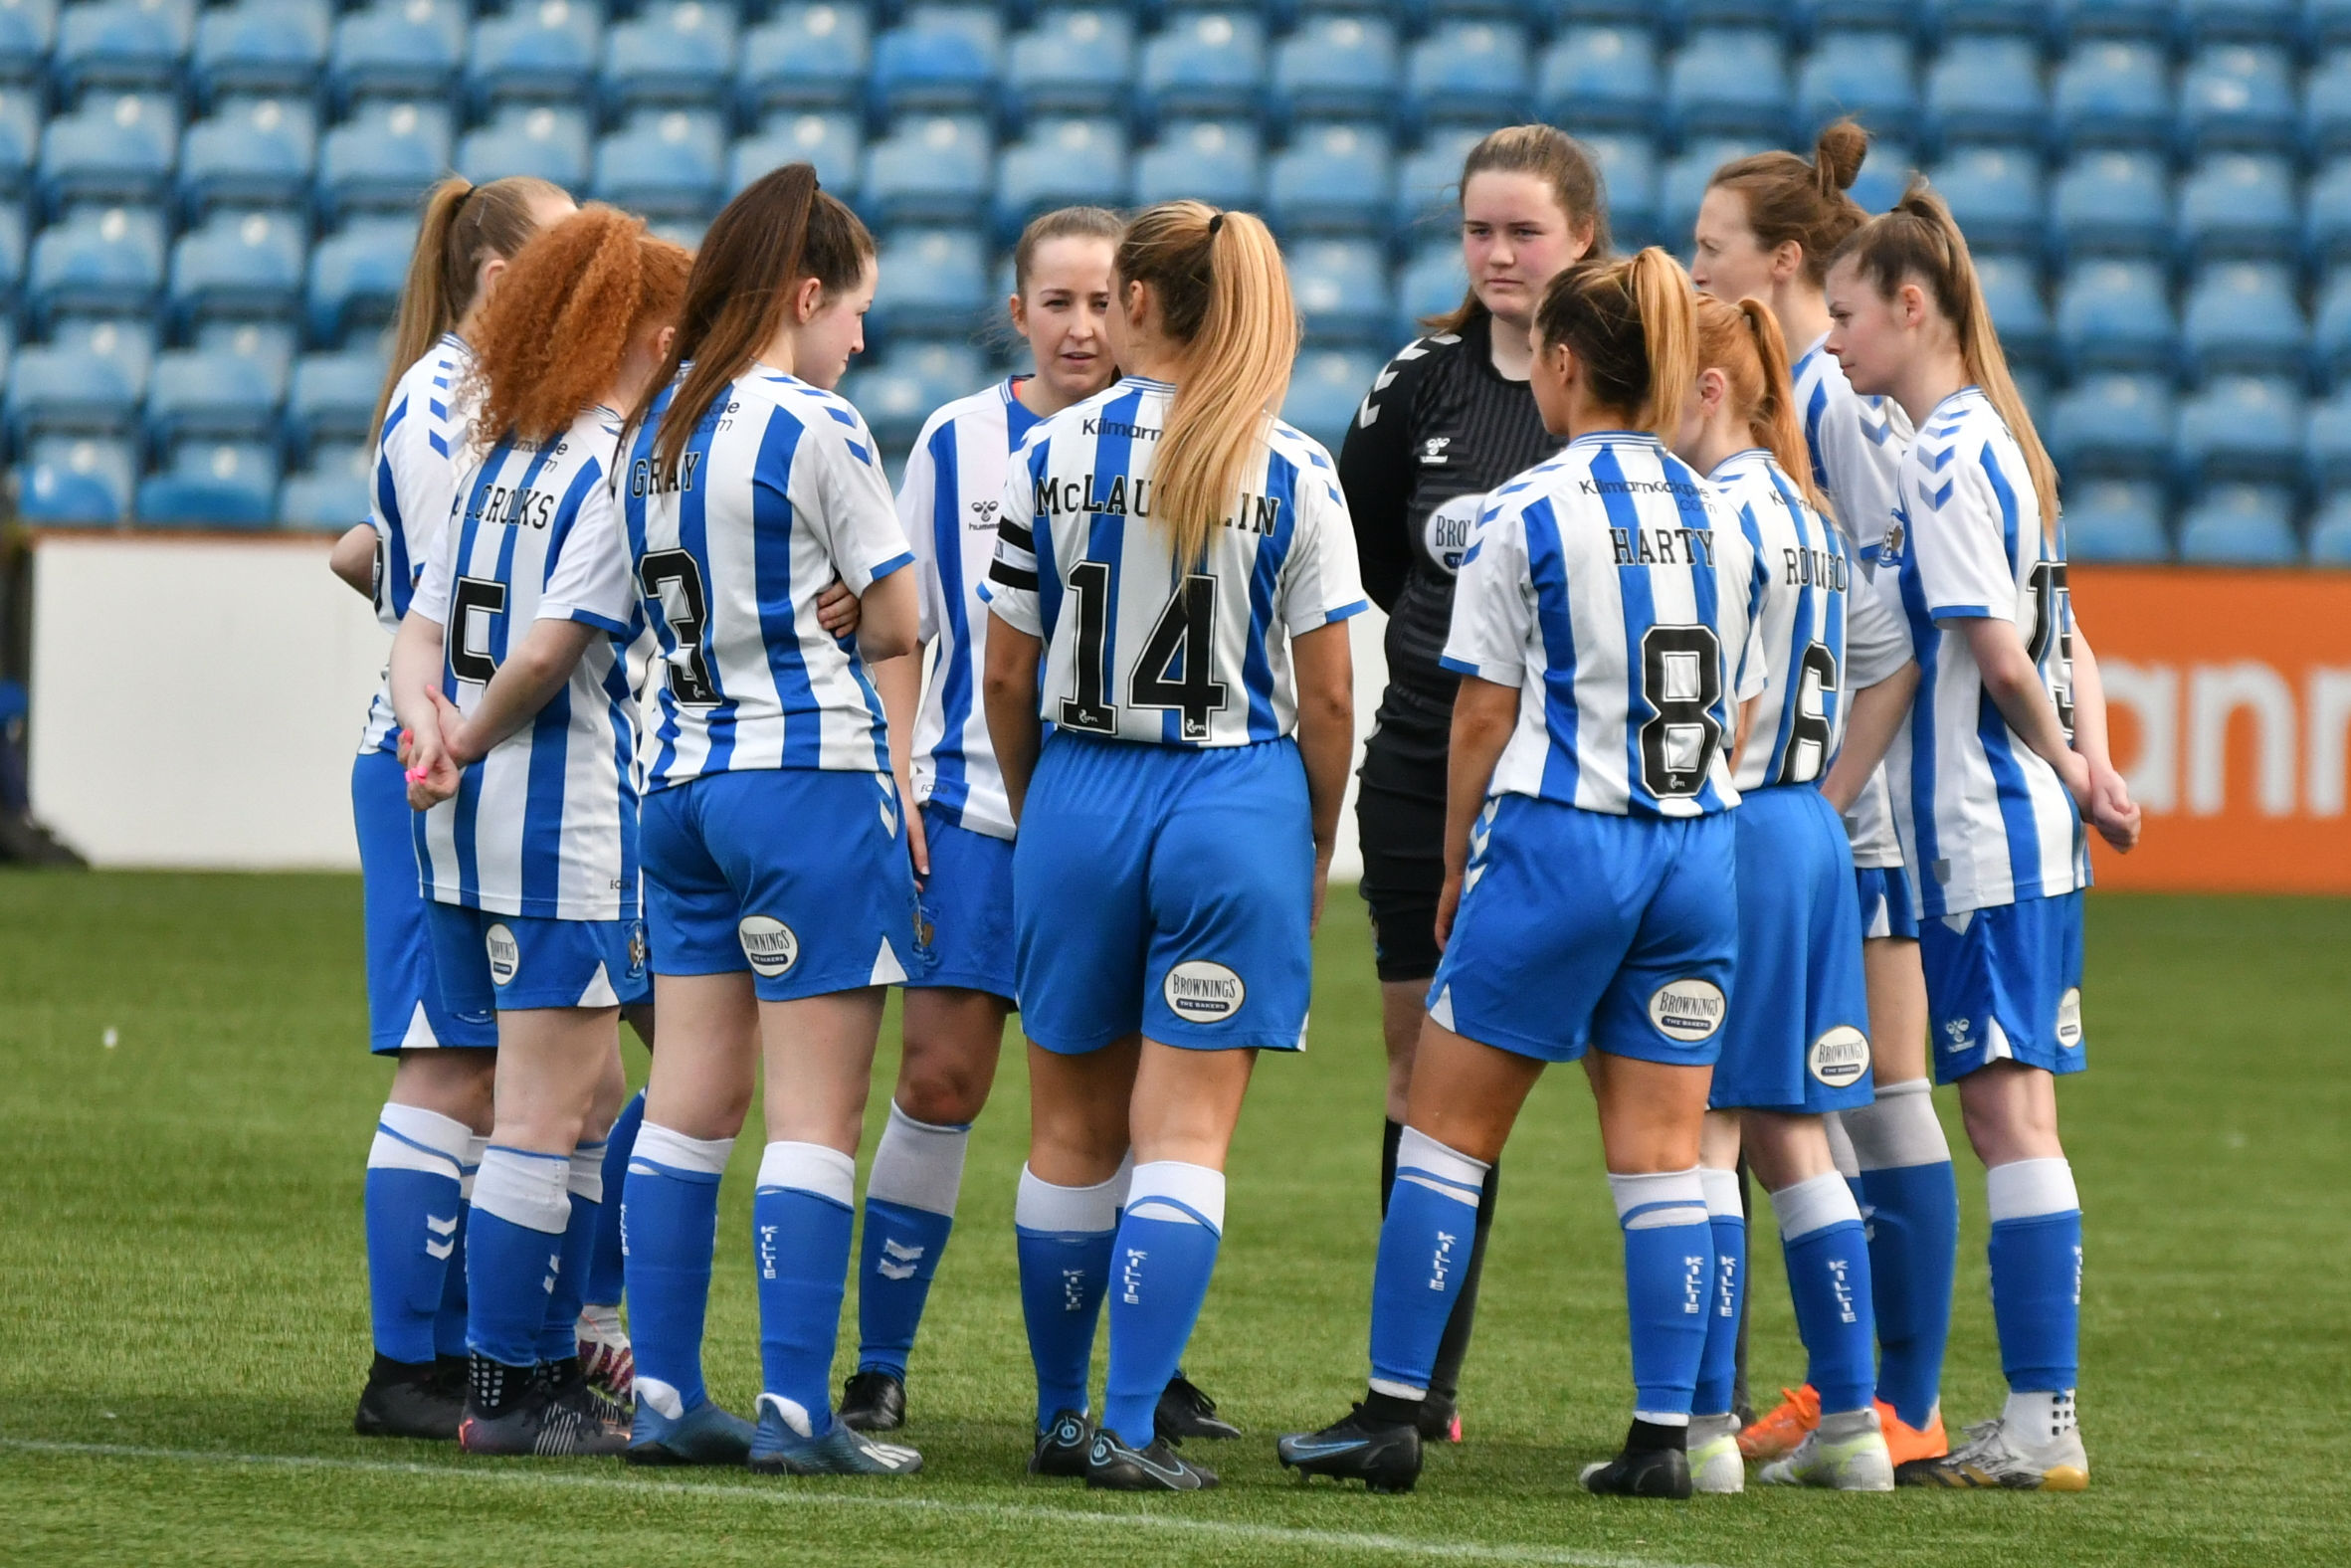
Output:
[{"xmin": 878, "ymin": 1238, "xmax": 925, "ymax": 1280}]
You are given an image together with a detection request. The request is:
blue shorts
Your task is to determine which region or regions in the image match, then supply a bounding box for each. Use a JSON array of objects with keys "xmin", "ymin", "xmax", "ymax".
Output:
[
  {"xmin": 908, "ymin": 804, "xmax": 1017, "ymax": 1001},
  {"xmin": 1710, "ymin": 787, "xmax": 1872, "ymax": 1114},
  {"xmin": 353, "ymin": 749, "xmax": 496, "ymax": 1054},
  {"xmin": 1427, "ymin": 796, "xmax": 1737, "ymax": 1068},
  {"xmin": 1856, "ymin": 865, "xmax": 1920, "ymax": 941},
  {"xmin": 641, "ymin": 768, "xmax": 921, "ymax": 1003},
  {"xmin": 427, "ymin": 902, "xmax": 644, "ymax": 1015},
  {"xmin": 1920, "ymin": 889, "xmax": 2086, "ymax": 1084},
  {"xmin": 1014, "ymin": 731, "xmax": 1313, "ymax": 1055}
]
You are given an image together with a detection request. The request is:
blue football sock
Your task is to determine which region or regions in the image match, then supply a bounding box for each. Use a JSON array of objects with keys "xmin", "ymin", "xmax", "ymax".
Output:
[
  {"xmin": 1772, "ymin": 1170, "xmax": 1878, "ymax": 1415},
  {"xmin": 586, "ymin": 1091, "xmax": 644, "ymax": 1309},
  {"xmin": 535, "ymin": 1138, "xmax": 605, "ymax": 1363},
  {"xmin": 1366, "ymin": 1127, "xmax": 1488, "ymax": 1400},
  {"xmin": 1101, "ymin": 1162, "xmax": 1224, "ymax": 1449},
  {"xmin": 1014, "ymin": 1161, "xmax": 1123, "ymax": 1430},
  {"xmin": 753, "ymin": 1141, "xmax": 858, "ymax": 1435},
  {"xmin": 1608, "ymin": 1168, "xmax": 1711, "ymax": 1425},
  {"xmin": 1845, "ymin": 1079, "xmax": 1959, "ymax": 1428},
  {"xmin": 620, "ymin": 1121, "xmax": 732, "ymax": 1419},
  {"xmin": 856, "ymin": 1101, "xmax": 972, "ymax": 1378},
  {"xmin": 1986, "ymin": 1158, "xmax": 2082, "ymax": 1394},
  {"xmin": 363, "ymin": 1104, "xmax": 471, "ymax": 1364},
  {"xmin": 466, "ymin": 1145, "xmax": 571, "ymax": 1369},
  {"xmin": 433, "ymin": 1135, "xmax": 488, "ymax": 1360},
  {"xmin": 1693, "ymin": 1167, "xmax": 1745, "ymax": 1417}
]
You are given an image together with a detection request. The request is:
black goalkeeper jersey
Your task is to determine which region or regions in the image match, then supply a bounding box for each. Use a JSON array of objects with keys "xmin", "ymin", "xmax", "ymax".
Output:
[{"xmin": 1337, "ymin": 312, "xmax": 1564, "ymax": 704}]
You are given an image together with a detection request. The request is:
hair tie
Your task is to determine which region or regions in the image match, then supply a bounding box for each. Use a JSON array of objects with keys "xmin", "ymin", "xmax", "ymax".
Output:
[
  {"xmin": 450, "ymin": 181, "xmax": 477, "ymax": 214},
  {"xmin": 1207, "ymin": 213, "xmax": 1225, "ymax": 236}
]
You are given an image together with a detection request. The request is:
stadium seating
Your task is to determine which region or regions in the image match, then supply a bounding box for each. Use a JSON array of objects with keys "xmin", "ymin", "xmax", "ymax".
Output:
[
  {"xmin": 190, "ymin": 0, "xmax": 325, "ymax": 104},
  {"xmin": 1135, "ymin": 117, "xmax": 1260, "ymax": 210},
  {"xmin": 36, "ymin": 92, "xmax": 176, "ymax": 214},
  {"xmin": 2178, "ymin": 483, "xmax": 2300, "ymax": 562},
  {"xmin": 2309, "ymin": 491, "xmax": 2351, "ymax": 562},
  {"xmin": 1010, "ymin": 9, "xmax": 1135, "ymax": 124},
  {"xmin": 1267, "ymin": 121, "xmax": 1392, "ymax": 235},
  {"xmin": 2176, "ymin": 376, "xmax": 2306, "ymax": 490},
  {"xmin": 594, "ymin": 108, "xmax": 726, "ymax": 220},
  {"xmin": 864, "ymin": 113, "xmax": 991, "ymax": 226},
  {"xmin": 2064, "ymin": 480, "xmax": 2171, "ymax": 561},
  {"xmin": 994, "ymin": 115, "xmax": 1127, "ymax": 242},
  {"xmin": 177, "ymin": 95, "xmax": 313, "ymax": 215},
  {"xmin": 1276, "ymin": 15, "xmax": 1398, "ymax": 128},
  {"xmin": 869, "ymin": 224, "xmax": 990, "ymax": 342},
  {"xmin": 842, "ymin": 338, "xmax": 983, "ymax": 447},
  {"xmin": 135, "ymin": 436, "xmax": 279, "ymax": 524},
  {"xmin": 602, "ymin": 2, "xmax": 735, "ymax": 118},
  {"xmin": 738, "ymin": 3, "xmax": 869, "ymax": 118}
]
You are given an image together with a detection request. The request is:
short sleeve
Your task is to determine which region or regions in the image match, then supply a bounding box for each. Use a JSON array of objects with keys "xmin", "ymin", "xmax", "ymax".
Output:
[
  {"xmin": 1733, "ymin": 521, "xmax": 1770, "ymax": 702},
  {"xmin": 1439, "ymin": 503, "xmax": 1531, "ymax": 686},
  {"xmin": 1277, "ymin": 463, "xmax": 1370, "ymax": 635},
  {"xmin": 985, "ymin": 435, "xmax": 1046, "ymax": 638},
  {"xmin": 1913, "ymin": 446, "xmax": 2019, "ymax": 624},
  {"xmin": 895, "ymin": 418, "xmax": 945, "ymax": 645},
  {"xmin": 815, "ymin": 405, "xmax": 916, "ymax": 595},
  {"xmin": 404, "ymin": 462, "xmax": 469, "ymax": 625},
  {"xmin": 537, "ymin": 464, "xmax": 636, "ymax": 635},
  {"xmin": 1845, "ymin": 563, "xmax": 1913, "ymax": 688},
  {"xmin": 1819, "ymin": 394, "xmax": 1908, "ymax": 558}
]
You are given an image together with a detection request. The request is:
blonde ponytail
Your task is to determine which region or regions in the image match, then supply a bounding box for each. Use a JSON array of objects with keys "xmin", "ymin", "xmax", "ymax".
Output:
[{"xmin": 1532, "ymin": 246, "xmax": 1698, "ymax": 441}]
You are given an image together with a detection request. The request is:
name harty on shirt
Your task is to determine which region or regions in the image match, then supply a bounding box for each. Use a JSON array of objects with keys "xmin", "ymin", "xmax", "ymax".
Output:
[
  {"xmin": 1608, "ymin": 524, "xmax": 1719, "ymax": 568},
  {"xmin": 1034, "ymin": 472, "xmax": 1287, "ymax": 536},
  {"xmin": 628, "ymin": 451, "xmax": 703, "ymax": 497}
]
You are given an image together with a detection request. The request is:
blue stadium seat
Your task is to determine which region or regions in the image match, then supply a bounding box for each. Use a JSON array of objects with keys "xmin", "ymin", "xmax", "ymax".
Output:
[
  {"xmin": 279, "ymin": 440, "xmax": 373, "ymax": 529},
  {"xmin": 993, "ymin": 117, "xmax": 1128, "ymax": 243},
  {"xmin": 2313, "ymin": 0, "xmax": 2351, "ymax": 48},
  {"xmin": 2179, "ymin": 0, "xmax": 2300, "ymax": 45},
  {"xmin": 178, "ymin": 97, "xmax": 316, "ymax": 217},
  {"xmin": 738, "ymin": 3, "xmax": 871, "ymax": 118},
  {"xmin": 1416, "ymin": 0, "xmax": 1541, "ymax": 30},
  {"xmin": 2050, "ymin": 151, "xmax": 2171, "ymax": 261},
  {"xmin": 1800, "ymin": 0, "xmax": 1917, "ymax": 34},
  {"xmin": 1275, "ymin": 14, "xmax": 1398, "ymax": 128},
  {"xmin": 137, "ymin": 438, "xmax": 281, "ymax": 526},
  {"xmin": 1668, "ymin": 29, "xmax": 1789, "ymax": 144},
  {"xmin": 3, "ymin": 341, "xmax": 143, "ymax": 438},
  {"xmin": 1976, "ymin": 250, "xmax": 2055, "ymax": 366},
  {"xmin": 457, "ymin": 104, "xmax": 592, "ymax": 189},
  {"xmin": 468, "ymin": 0, "xmax": 600, "ymax": 114},
  {"xmin": 306, "ymin": 213, "xmax": 414, "ymax": 343},
  {"xmin": 0, "ymin": 88, "xmax": 33, "ymax": 200},
  {"xmin": 869, "ymin": 228, "xmax": 989, "ymax": 342},
  {"xmin": 1681, "ymin": 0, "xmax": 1789, "ymax": 32},
  {"xmin": 2062, "ymin": 480, "xmax": 2172, "ymax": 561},
  {"xmin": 26, "ymin": 203, "xmax": 165, "ymax": 321},
  {"xmin": 1663, "ymin": 137, "xmax": 1768, "ymax": 247},
  {"xmin": 192, "ymin": 0, "xmax": 328, "ymax": 105},
  {"xmin": 1008, "ymin": 9, "xmax": 1136, "ymax": 124},
  {"xmin": 2305, "ymin": 389, "xmax": 2351, "ymax": 493},
  {"xmin": 2176, "ymin": 375, "xmax": 2305, "ymax": 488},
  {"xmin": 1135, "ymin": 118, "xmax": 1262, "ymax": 210},
  {"xmin": 144, "ymin": 344, "xmax": 287, "ymax": 445},
  {"xmin": 2177, "ymin": 154, "xmax": 2300, "ymax": 263},
  {"xmin": 1928, "ymin": 0, "xmax": 2048, "ymax": 45},
  {"xmin": 1406, "ymin": 21, "xmax": 1530, "ymax": 131},
  {"xmin": 288, "ymin": 347, "xmax": 385, "ymax": 458},
  {"xmin": 52, "ymin": 0, "xmax": 191, "ymax": 98},
  {"xmin": 1535, "ymin": 25, "xmax": 1659, "ymax": 133},
  {"xmin": 2056, "ymin": 0, "xmax": 2178, "ymax": 45},
  {"xmin": 1847, "ymin": 137, "xmax": 1913, "ymax": 214},
  {"xmin": 328, "ymin": 0, "xmax": 465, "ymax": 108},
  {"xmin": 1140, "ymin": 12, "xmax": 1266, "ymax": 127},
  {"xmin": 0, "ymin": 0, "xmax": 56, "ymax": 87},
  {"xmin": 2052, "ymin": 41, "xmax": 2172, "ymax": 154},
  {"xmin": 317, "ymin": 98, "xmax": 452, "ymax": 219},
  {"xmin": 730, "ymin": 111, "xmax": 863, "ymax": 201},
  {"xmin": 602, "ymin": 1, "xmax": 735, "ymax": 116},
  {"xmin": 36, "ymin": 92, "xmax": 175, "ymax": 214},
  {"xmin": 595, "ymin": 110, "xmax": 725, "ymax": 220},
  {"xmin": 2183, "ymin": 262, "xmax": 2307, "ymax": 381},
  {"xmin": 2308, "ymin": 491, "xmax": 2351, "ymax": 563},
  {"xmin": 2177, "ymin": 483, "xmax": 2299, "ymax": 562},
  {"xmin": 843, "ymin": 339, "xmax": 984, "ymax": 449},
  {"xmin": 1921, "ymin": 37, "xmax": 2045, "ymax": 152},
  {"xmin": 1396, "ymin": 240, "xmax": 1465, "ymax": 341},
  {"xmin": 1584, "ymin": 130, "xmax": 1662, "ymax": 247},
  {"xmin": 1391, "ymin": 123, "xmax": 1481, "ymax": 241},
  {"xmin": 1288, "ymin": 237, "xmax": 1392, "ymax": 345},
  {"xmin": 53, "ymin": 308, "xmax": 154, "ymax": 377},
  {"xmin": 2180, "ymin": 44, "xmax": 2297, "ymax": 156},
  {"xmin": 170, "ymin": 208, "xmax": 305, "ymax": 327},
  {"xmin": 863, "ymin": 113, "xmax": 991, "ymax": 226},
  {"xmin": 2304, "ymin": 49, "xmax": 2351, "ymax": 159},
  {"xmin": 1929, "ymin": 144, "xmax": 2044, "ymax": 252},
  {"xmin": 16, "ymin": 435, "xmax": 137, "ymax": 520},
  {"xmin": 870, "ymin": 6, "xmax": 1002, "ymax": 118},
  {"xmin": 2057, "ymin": 257, "xmax": 2173, "ymax": 373},
  {"xmin": 0, "ymin": 201, "xmax": 22, "ymax": 302},
  {"xmin": 2049, "ymin": 372, "xmax": 2175, "ymax": 481},
  {"xmin": 2315, "ymin": 270, "xmax": 2351, "ymax": 385},
  {"xmin": 198, "ymin": 316, "xmax": 295, "ymax": 379},
  {"xmin": 1796, "ymin": 31, "xmax": 1916, "ymax": 142},
  {"xmin": 1267, "ymin": 121, "xmax": 1391, "ymax": 235}
]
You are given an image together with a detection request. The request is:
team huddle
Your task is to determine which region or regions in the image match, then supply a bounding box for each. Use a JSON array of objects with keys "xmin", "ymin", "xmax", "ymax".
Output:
[{"xmin": 331, "ymin": 115, "xmax": 2142, "ymax": 1500}]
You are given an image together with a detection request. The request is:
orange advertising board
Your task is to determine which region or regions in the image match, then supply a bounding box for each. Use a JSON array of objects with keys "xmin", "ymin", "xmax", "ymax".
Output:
[{"xmin": 2074, "ymin": 567, "xmax": 2351, "ymax": 892}]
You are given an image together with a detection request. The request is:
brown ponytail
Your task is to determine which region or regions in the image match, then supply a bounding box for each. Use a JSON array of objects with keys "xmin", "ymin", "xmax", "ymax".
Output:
[
  {"xmin": 1706, "ymin": 120, "xmax": 1875, "ymax": 287},
  {"xmin": 1692, "ymin": 293, "xmax": 1834, "ymax": 516},
  {"xmin": 1427, "ymin": 123, "xmax": 1611, "ymax": 336},
  {"xmin": 630, "ymin": 162, "xmax": 876, "ymax": 481},
  {"xmin": 1533, "ymin": 247, "xmax": 1695, "ymax": 442},
  {"xmin": 372, "ymin": 174, "xmax": 569, "ymax": 443},
  {"xmin": 1830, "ymin": 178, "xmax": 2059, "ymax": 535},
  {"xmin": 1114, "ymin": 201, "xmax": 1300, "ymax": 566},
  {"xmin": 462, "ymin": 206, "xmax": 690, "ymax": 446}
]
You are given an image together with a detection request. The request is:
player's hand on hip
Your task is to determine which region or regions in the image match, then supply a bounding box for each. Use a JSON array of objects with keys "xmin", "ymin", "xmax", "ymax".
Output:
[{"xmin": 816, "ymin": 576, "xmax": 861, "ymax": 638}]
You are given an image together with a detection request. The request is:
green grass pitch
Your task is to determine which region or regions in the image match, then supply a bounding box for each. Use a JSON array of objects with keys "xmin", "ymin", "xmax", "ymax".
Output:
[{"xmin": 2, "ymin": 873, "xmax": 2347, "ymax": 1566}]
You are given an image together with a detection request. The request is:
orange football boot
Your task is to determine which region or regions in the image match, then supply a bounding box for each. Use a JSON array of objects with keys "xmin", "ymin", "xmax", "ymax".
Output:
[
  {"xmin": 1737, "ymin": 1384, "xmax": 1821, "ymax": 1461},
  {"xmin": 1874, "ymin": 1400, "xmax": 1949, "ymax": 1466}
]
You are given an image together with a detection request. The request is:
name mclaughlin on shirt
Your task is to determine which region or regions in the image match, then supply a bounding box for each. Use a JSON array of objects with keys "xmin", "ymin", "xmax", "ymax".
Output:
[
  {"xmin": 1034, "ymin": 474, "xmax": 1287, "ymax": 536},
  {"xmin": 1609, "ymin": 524, "xmax": 1719, "ymax": 567}
]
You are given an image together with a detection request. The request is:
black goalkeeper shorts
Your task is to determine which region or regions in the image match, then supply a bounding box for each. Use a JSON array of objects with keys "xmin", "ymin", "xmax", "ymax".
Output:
[{"xmin": 1354, "ymin": 684, "xmax": 1451, "ymax": 984}]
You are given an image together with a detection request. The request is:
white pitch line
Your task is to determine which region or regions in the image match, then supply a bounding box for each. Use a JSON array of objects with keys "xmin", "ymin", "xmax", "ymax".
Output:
[{"xmin": 2, "ymin": 1438, "xmax": 1732, "ymax": 1568}]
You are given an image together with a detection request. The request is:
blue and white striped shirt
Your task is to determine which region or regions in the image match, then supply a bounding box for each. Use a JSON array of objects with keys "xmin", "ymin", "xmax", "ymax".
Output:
[
  {"xmin": 623, "ymin": 365, "xmax": 916, "ymax": 789},
  {"xmin": 408, "ymin": 406, "xmax": 641, "ymax": 921},
  {"xmin": 1442, "ymin": 432, "xmax": 1766, "ymax": 817},
  {"xmin": 359, "ymin": 333, "xmax": 475, "ymax": 755}
]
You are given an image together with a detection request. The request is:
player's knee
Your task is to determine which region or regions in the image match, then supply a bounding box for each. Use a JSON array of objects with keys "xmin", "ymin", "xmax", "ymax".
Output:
[{"xmin": 895, "ymin": 1061, "xmax": 990, "ymax": 1126}]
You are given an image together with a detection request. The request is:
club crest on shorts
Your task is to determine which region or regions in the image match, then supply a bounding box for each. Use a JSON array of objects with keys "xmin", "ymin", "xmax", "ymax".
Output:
[
  {"xmin": 1808, "ymin": 1025, "xmax": 1870, "ymax": 1087},
  {"xmin": 738, "ymin": 915, "xmax": 799, "ymax": 978},
  {"xmin": 485, "ymin": 923, "xmax": 520, "ymax": 986},
  {"xmin": 625, "ymin": 919, "xmax": 649, "ymax": 983},
  {"xmin": 2055, "ymin": 987, "xmax": 2083, "ymax": 1049},
  {"xmin": 1648, "ymin": 978, "xmax": 1726, "ymax": 1043},
  {"xmin": 1163, "ymin": 959, "xmax": 1246, "ymax": 1023}
]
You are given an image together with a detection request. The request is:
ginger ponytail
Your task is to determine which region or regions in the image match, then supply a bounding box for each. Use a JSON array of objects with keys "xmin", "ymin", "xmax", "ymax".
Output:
[
  {"xmin": 1832, "ymin": 179, "xmax": 2060, "ymax": 535},
  {"xmin": 1534, "ymin": 246, "xmax": 1695, "ymax": 442},
  {"xmin": 1693, "ymin": 293, "xmax": 1834, "ymax": 515},
  {"xmin": 372, "ymin": 173, "xmax": 569, "ymax": 442},
  {"xmin": 1115, "ymin": 201, "xmax": 1301, "ymax": 566}
]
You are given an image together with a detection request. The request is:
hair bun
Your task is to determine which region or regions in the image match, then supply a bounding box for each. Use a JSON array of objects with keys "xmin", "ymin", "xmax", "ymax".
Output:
[{"xmin": 1813, "ymin": 120, "xmax": 1869, "ymax": 196}]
